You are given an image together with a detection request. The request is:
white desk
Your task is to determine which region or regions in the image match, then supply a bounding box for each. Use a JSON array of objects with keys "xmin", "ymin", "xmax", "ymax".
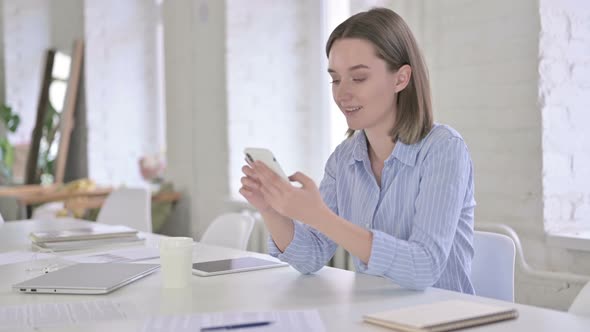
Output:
[{"xmin": 1, "ymin": 219, "xmax": 589, "ymax": 331}]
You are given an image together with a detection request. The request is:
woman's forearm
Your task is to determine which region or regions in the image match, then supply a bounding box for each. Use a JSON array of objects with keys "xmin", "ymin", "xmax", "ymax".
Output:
[
  {"xmin": 312, "ymin": 208, "xmax": 373, "ymax": 264},
  {"xmin": 260, "ymin": 209, "xmax": 294, "ymax": 252}
]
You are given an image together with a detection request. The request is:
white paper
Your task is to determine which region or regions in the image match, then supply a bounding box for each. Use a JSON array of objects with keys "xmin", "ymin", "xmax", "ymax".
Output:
[
  {"xmin": 141, "ymin": 310, "xmax": 325, "ymax": 332},
  {"xmin": 0, "ymin": 300, "xmax": 126, "ymax": 330},
  {"xmin": 64, "ymin": 247, "xmax": 160, "ymax": 263},
  {"xmin": 0, "ymin": 251, "xmax": 55, "ymax": 266}
]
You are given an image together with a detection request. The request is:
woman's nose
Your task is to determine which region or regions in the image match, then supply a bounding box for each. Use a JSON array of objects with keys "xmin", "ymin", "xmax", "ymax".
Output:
[{"xmin": 334, "ymin": 82, "xmax": 353, "ymax": 103}]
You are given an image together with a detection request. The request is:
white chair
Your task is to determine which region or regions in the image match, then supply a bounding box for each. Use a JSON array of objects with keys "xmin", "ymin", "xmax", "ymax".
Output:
[
  {"xmin": 96, "ymin": 187, "xmax": 152, "ymax": 233},
  {"xmin": 569, "ymin": 281, "xmax": 590, "ymax": 316},
  {"xmin": 0, "ymin": 211, "xmax": 4, "ymax": 223},
  {"xmin": 32, "ymin": 201, "xmax": 67, "ymax": 220},
  {"xmin": 471, "ymin": 231, "xmax": 516, "ymax": 302},
  {"xmin": 200, "ymin": 213, "xmax": 256, "ymax": 250}
]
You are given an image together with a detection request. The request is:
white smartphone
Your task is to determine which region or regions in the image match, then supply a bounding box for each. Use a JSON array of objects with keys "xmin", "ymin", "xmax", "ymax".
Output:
[{"xmin": 244, "ymin": 147, "xmax": 288, "ymax": 180}]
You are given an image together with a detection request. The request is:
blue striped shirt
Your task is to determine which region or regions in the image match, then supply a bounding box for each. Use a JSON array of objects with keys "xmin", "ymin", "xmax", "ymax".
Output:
[{"xmin": 268, "ymin": 124, "xmax": 476, "ymax": 293}]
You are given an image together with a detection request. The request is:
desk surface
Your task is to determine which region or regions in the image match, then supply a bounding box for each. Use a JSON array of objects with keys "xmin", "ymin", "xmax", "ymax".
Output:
[{"xmin": 0, "ymin": 219, "xmax": 588, "ymax": 332}]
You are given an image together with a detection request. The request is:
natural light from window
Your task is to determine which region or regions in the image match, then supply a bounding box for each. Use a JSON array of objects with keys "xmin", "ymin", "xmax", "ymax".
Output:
[{"xmin": 324, "ymin": 0, "xmax": 350, "ymax": 152}]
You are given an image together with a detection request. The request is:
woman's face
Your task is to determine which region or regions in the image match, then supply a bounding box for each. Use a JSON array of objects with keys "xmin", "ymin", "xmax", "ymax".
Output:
[{"xmin": 328, "ymin": 38, "xmax": 400, "ymax": 134}]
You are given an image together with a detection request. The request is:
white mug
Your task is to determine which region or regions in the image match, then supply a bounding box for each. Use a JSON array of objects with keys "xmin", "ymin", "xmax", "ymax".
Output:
[{"xmin": 159, "ymin": 237, "xmax": 194, "ymax": 289}]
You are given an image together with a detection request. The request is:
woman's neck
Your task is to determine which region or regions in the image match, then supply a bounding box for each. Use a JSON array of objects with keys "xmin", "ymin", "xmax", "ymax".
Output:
[{"xmin": 365, "ymin": 128, "xmax": 395, "ymax": 164}]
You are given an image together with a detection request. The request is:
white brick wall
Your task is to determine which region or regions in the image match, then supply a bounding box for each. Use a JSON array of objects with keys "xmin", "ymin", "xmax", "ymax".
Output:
[
  {"xmin": 2, "ymin": 0, "xmax": 52, "ymax": 144},
  {"xmin": 226, "ymin": 0, "xmax": 325, "ymax": 200},
  {"xmin": 540, "ymin": 0, "xmax": 590, "ymax": 232},
  {"xmin": 2, "ymin": 0, "xmax": 83, "ymax": 144},
  {"xmin": 84, "ymin": 0, "xmax": 163, "ymax": 186},
  {"xmin": 419, "ymin": 0, "xmax": 590, "ymax": 309},
  {"xmin": 424, "ymin": 0, "xmax": 545, "ymax": 243}
]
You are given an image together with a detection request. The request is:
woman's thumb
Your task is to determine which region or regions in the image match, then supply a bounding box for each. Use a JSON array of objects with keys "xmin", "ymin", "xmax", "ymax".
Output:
[{"xmin": 288, "ymin": 172, "xmax": 312, "ymax": 188}]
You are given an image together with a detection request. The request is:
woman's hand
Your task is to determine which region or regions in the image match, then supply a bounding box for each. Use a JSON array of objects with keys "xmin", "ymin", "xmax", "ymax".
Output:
[
  {"xmin": 253, "ymin": 161, "xmax": 330, "ymax": 226},
  {"xmin": 239, "ymin": 164, "xmax": 275, "ymax": 214}
]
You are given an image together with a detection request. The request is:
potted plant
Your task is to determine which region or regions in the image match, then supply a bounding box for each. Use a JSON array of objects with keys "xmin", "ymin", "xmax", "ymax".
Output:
[{"xmin": 0, "ymin": 104, "xmax": 20, "ymax": 185}]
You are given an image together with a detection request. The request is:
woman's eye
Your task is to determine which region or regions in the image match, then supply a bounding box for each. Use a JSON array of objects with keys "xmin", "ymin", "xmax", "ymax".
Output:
[
  {"xmin": 330, "ymin": 79, "xmax": 341, "ymax": 85},
  {"xmin": 352, "ymin": 78, "xmax": 366, "ymax": 82}
]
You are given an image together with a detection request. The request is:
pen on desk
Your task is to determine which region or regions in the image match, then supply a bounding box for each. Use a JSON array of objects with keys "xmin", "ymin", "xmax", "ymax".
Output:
[{"xmin": 200, "ymin": 321, "xmax": 272, "ymax": 331}]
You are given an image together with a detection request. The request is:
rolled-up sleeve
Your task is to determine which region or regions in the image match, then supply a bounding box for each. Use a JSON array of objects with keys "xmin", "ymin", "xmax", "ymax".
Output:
[
  {"xmin": 267, "ymin": 152, "xmax": 340, "ymax": 274},
  {"xmin": 356, "ymin": 137, "xmax": 471, "ymax": 290}
]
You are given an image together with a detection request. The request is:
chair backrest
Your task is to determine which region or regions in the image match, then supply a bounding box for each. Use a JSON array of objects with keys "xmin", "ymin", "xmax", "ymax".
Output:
[
  {"xmin": 96, "ymin": 187, "xmax": 152, "ymax": 233},
  {"xmin": 569, "ymin": 281, "xmax": 590, "ymax": 316},
  {"xmin": 0, "ymin": 211, "xmax": 4, "ymax": 224},
  {"xmin": 31, "ymin": 202, "xmax": 66, "ymax": 220},
  {"xmin": 471, "ymin": 231, "xmax": 516, "ymax": 302},
  {"xmin": 200, "ymin": 213, "xmax": 256, "ymax": 250}
]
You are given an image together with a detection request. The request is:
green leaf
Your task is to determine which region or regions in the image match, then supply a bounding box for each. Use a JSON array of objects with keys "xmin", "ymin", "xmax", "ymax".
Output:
[
  {"xmin": 8, "ymin": 113, "xmax": 20, "ymax": 132},
  {"xmin": 4, "ymin": 144, "xmax": 14, "ymax": 168},
  {"xmin": 1, "ymin": 104, "xmax": 20, "ymax": 133},
  {"xmin": 0, "ymin": 138, "xmax": 14, "ymax": 168}
]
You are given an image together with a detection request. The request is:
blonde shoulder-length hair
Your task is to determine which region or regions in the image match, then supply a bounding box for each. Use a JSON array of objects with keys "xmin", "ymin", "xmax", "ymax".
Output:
[{"xmin": 326, "ymin": 7, "xmax": 433, "ymax": 145}]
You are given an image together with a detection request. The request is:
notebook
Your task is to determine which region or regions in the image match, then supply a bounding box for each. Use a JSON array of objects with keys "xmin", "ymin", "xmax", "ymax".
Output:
[
  {"xmin": 30, "ymin": 225, "xmax": 138, "ymax": 243},
  {"xmin": 33, "ymin": 235, "xmax": 145, "ymax": 251},
  {"xmin": 363, "ymin": 300, "xmax": 518, "ymax": 332},
  {"xmin": 12, "ymin": 263, "xmax": 159, "ymax": 294}
]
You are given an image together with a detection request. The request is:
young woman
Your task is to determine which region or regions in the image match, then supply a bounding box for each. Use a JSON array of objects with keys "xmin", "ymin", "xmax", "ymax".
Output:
[{"xmin": 239, "ymin": 7, "xmax": 475, "ymax": 294}]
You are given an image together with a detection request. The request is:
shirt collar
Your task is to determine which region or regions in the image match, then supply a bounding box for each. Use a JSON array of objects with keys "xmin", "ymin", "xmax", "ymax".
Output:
[
  {"xmin": 349, "ymin": 130, "xmax": 421, "ymax": 167},
  {"xmin": 390, "ymin": 140, "xmax": 420, "ymax": 167},
  {"xmin": 350, "ymin": 131, "xmax": 368, "ymax": 165}
]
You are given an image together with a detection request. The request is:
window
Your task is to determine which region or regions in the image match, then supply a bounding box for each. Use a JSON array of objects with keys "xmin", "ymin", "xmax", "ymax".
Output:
[{"xmin": 324, "ymin": 0, "xmax": 351, "ymax": 151}]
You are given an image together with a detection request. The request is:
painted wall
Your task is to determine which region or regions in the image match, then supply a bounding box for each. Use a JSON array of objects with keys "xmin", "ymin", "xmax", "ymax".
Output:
[
  {"xmin": 162, "ymin": 0, "xmax": 228, "ymax": 237},
  {"xmin": 540, "ymin": 0, "xmax": 590, "ymax": 234},
  {"xmin": 226, "ymin": 0, "xmax": 326, "ymax": 202},
  {"xmin": 84, "ymin": 0, "xmax": 162, "ymax": 186}
]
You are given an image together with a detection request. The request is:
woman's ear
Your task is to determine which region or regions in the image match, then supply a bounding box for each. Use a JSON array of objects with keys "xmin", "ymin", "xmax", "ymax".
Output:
[{"xmin": 394, "ymin": 64, "xmax": 412, "ymax": 93}]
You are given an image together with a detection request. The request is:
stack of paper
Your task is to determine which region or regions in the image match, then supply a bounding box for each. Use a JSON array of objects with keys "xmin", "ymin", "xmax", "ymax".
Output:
[{"xmin": 30, "ymin": 224, "xmax": 144, "ymax": 251}]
